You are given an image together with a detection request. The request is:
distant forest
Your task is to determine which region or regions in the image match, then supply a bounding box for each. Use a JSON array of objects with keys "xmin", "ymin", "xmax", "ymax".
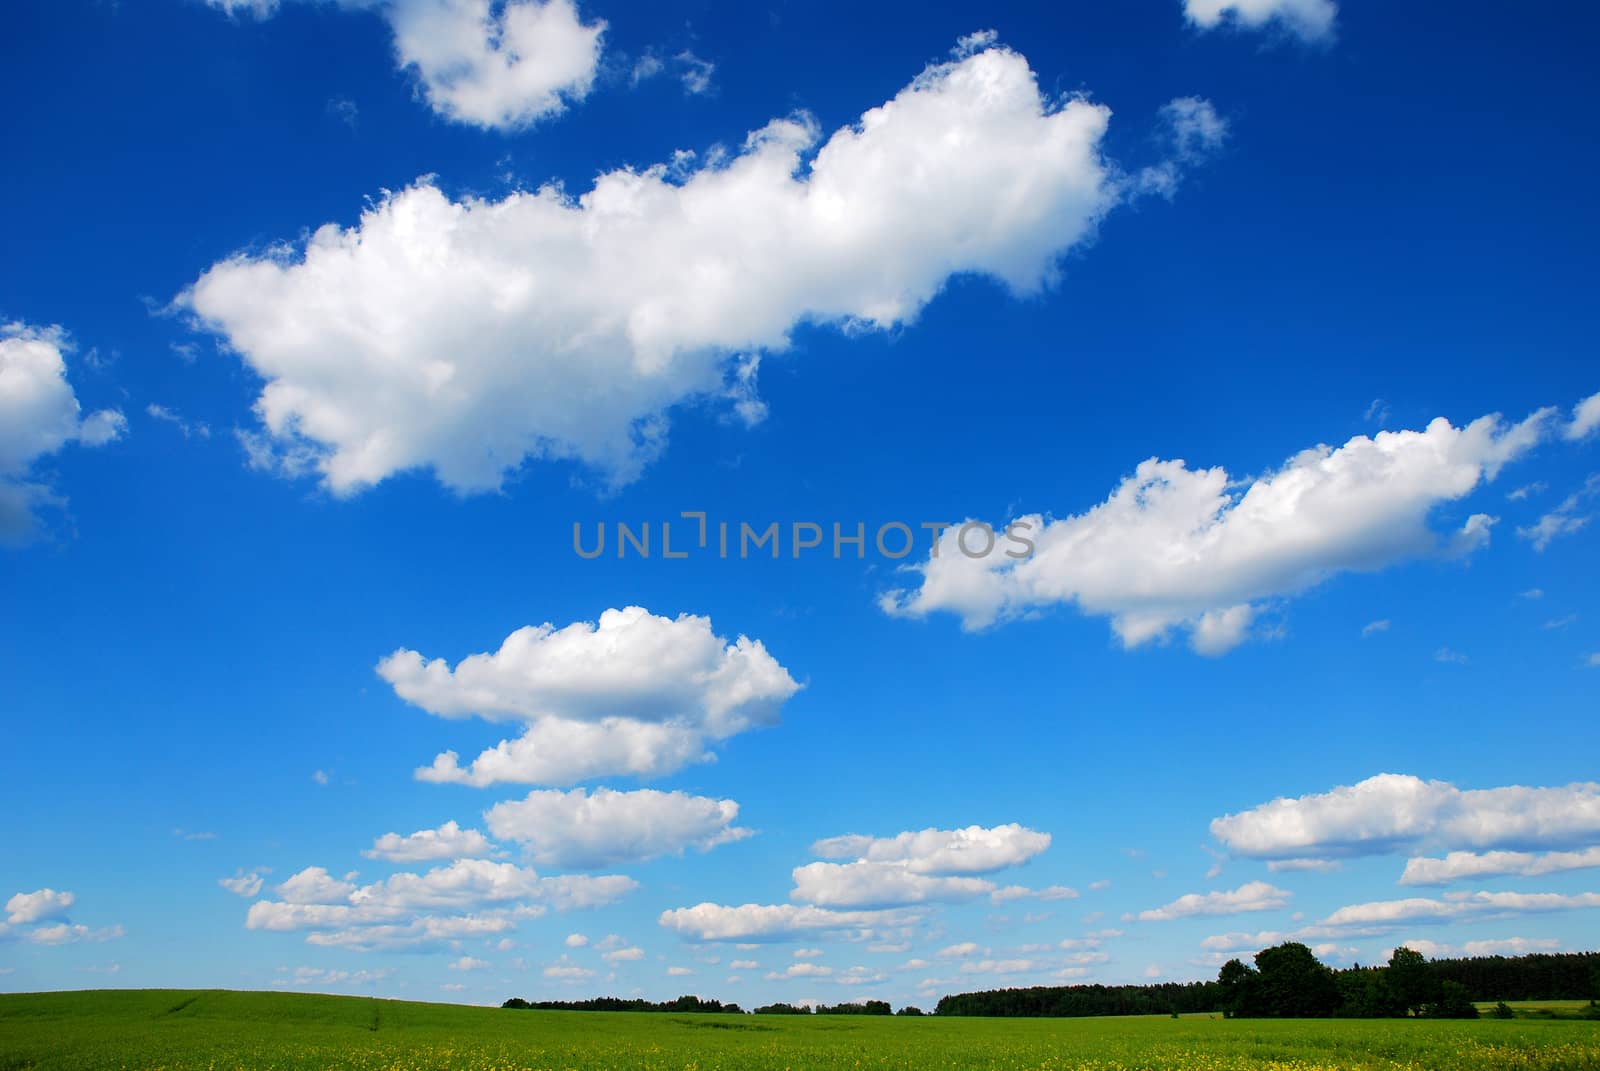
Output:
[
  {"xmin": 939, "ymin": 948, "xmax": 1600, "ymax": 1019},
  {"xmin": 503, "ymin": 949, "xmax": 1600, "ymax": 1019}
]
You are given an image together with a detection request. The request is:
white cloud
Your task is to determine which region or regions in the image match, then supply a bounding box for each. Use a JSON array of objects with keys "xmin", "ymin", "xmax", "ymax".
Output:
[
  {"xmin": 1519, "ymin": 475, "xmax": 1598, "ymax": 551},
  {"xmin": 1134, "ymin": 881, "xmax": 1290, "ymax": 922},
  {"xmin": 811, "ymin": 824, "xmax": 1050, "ymax": 875},
  {"xmin": 990, "ymin": 884, "xmax": 1079, "ymax": 904},
  {"xmin": 543, "ymin": 956, "xmax": 595, "ymax": 980},
  {"xmin": 5, "ymin": 888, "xmax": 75, "ymax": 926},
  {"xmin": 1400, "ymin": 847, "xmax": 1600, "ymax": 886},
  {"xmin": 449, "ymin": 955, "xmax": 491, "ymax": 971},
  {"xmin": 274, "ymin": 965, "xmax": 394, "ymax": 988},
  {"xmin": 882, "ymin": 410, "xmax": 1550, "ymax": 654},
  {"xmin": 960, "ymin": 958, "xmax": 1037, "ymax": 975},
  {"xmin": 767, "ymin": 961, "xmax": 831, "ymax": 979},
  {"xmin": 938, "ymin": 942, "xmax": 980, "ymax": 959},
  {"xmin": 1183, "ymin": 0, "xmax": 1337, "ymax": 42},
  {"xmin": 1461, "ymin": 937, "xmax": 1563, "ymax": 957},
  {"xmin": 1322, "ymin": 891, "xmax": 1600, "ymax": 930},
  {"xmin": 363, "ymin": 820, "xmax": 497, "ymax": 863},
  {"xmin": 666, "ymin": 965, "xmax": 694, "ymax": 976},
  {"xmin": 1265, "ymin": 858, "xmax": 1341, "ymax": 874},
  {"xmin": 182, "ymin": 44, "xmax": 1213, "ymax": 496},
  {"xmin": 25, "ymin": 923, "xmax": 125, "ymax": 946},
  {"xmin": 1212, "ymin": 773, "xmax": 1600, "ymax": 861},
  {"xmin": 382, "ymin": 607, "xmax": 800, "ymax": 786},
  {"xmin": 564, "ymin": 932, "xmax": 588, "ymax": 947},
  {"xmin": 0, "ymin": 323, "xmax": 125, "ymax": 543},
  {"xmin": 601, "ymin": 944, "xmax": 643, "ymax": 962},
  {"xmin": 793, "ymin": 823, "xmax": 1052, "ymax": 908},
  {"xmin": 790, "ymin": 862, "xmax": 994, "ymax": 909},
  {"xmin": 145, "ymin": 403, "xmax": 210, "ymax": 440},
  {"xmin": 730, "ymin": 958, "xmax": 759, "ymax": 969},
  {"xmin": 246, "ymin": 859, "xmax": 635, "ymax": 950},
  {"xmin": 219, "ymin": 870, "xmax": 267, "ymax": 897},
  {"xmin": 485, "ymin": 786, "xmax": 749, "ymax": 868},
  {"xmin": 630, "ymin": 49, "xmax": 716, "ymax": 96},
  {"xmin": 1361, "ymin": 619, "xmax": 1390, "ymax": 638},
  {"xmin": 276, "ymin": 867, "xmax": 360, "ymax": 905},
  {"xmin": 657, "ymin": 902, "xmax": 918, "ymax": 943},
  {"xmin": 1567, "ymin": 390, "xmax": 1600, "ymax": 440},
  {"xmin": 206, "ymin": 0, "xmax": 603, "ymax": 130}
]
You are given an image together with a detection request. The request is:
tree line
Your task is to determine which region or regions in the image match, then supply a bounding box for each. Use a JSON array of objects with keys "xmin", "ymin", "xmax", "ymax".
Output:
[
  {"xmin": 502, "ymin": 948, "xmax": 1600, "ymax": 1019},
  {"xmin": 933, "ymin": 947, "xmax": 1599, "ymax": 1019}
]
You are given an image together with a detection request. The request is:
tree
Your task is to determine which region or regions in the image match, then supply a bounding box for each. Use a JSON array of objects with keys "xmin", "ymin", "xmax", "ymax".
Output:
[
  {"xmin": 1217, "ymin": 958, "xmax": 1259, "ymax": 1018},
  {"xmin": 1421, "ymin": 981, "xmax": 1479, "ymax": 1019},
  {"xmin": 1387, "ymin": 946, "xmax": 1441, "ymax": 1017},
  {"xmin": 1253, "ymin": 943, "xmax": 1342, "ymax": 1018}
]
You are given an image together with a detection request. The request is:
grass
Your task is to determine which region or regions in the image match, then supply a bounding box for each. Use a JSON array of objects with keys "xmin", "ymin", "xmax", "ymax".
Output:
[
  {"xmin": 1, "ymin": 989, "xmax": 1598, "ymax": 1070},
  {"xmin": 1474, "ymin": 1000, "xmax": 1600, "ymax": 1021}
]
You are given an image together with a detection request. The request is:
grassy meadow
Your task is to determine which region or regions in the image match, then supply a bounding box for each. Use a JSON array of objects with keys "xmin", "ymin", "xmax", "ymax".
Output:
[{"xmin": 2, "ymin": 989, "xmax": 1598, "ymax": 1071}]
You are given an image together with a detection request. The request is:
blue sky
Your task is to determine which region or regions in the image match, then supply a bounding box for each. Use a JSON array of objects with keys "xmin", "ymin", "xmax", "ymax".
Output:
[{"xmin": 2, "ymin": 0, "xmax": 1598, "ymax": 1006}]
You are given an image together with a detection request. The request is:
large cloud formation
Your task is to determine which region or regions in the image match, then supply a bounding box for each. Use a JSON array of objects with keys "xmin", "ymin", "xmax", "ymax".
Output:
[
  {"xmin": 795, "ymin": 823, "xmax": 1059, "ymax": 908},
  {"xmin": 1211, "ymin": 773, "xmax": 1600, "ymax": 862},
  {"xmin": 206, "ymin": 0, "xmax": 604, "ymax": 130},
  {"xmin": 883, "ymin": 408, "xmax": 1554, "ymax": 654},
  {"xmin": 0, "ymin": 323, "xmax": 125, "ymax": 543},
  {"xmin": 485, "ymin": 787, "xmax": 750, "ymax": 868},
  {"xmin": 182, "ymin": 42, "xmax": 1221, "ymax": 494},
  {"xmin": 379, "ymin": 606, "xmax": 800, "ymax": 786},
  {"xmin": 246, "ymin": 859, "xmax": 634, "ymax": 951}
]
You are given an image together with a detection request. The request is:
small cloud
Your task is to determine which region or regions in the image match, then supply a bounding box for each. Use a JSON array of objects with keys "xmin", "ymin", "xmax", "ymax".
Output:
[
  {"xmin": 674, "ymin": 51, "xmax": 715, "ymax": 96},
  {"xmin": 1508, "ymin": 482, "xmax": 1547, "ymax": 501},
  {"xmin": 1361, "ymin": 619, "xmax": 1390, "ymax": 638},
  {"xmin": 1434, "ymin": 647, "xmax": 1470, "ymax": 666},
  {"xmin": 312, "ymin": 770, "xmax": 330, "ymax": 786},
  {"xmin": 327, "ymin": 96, "xmax": 359, "ymax": 129},
  {"xmin": 1521, "ymin": 588, "xmax": 1545, "ymax": 600},
  {"xmin": 1586, "ymin": 653, "xmax": 1600, "ymax": 669},
  {"xmin": 565, "ymin": 933, "xmax": 588, "ymax": 948},
  {"xmin": 1364, "ymin": 399, "xmax": 1390, "ymax": 425},
  {"xmin": 146, "ymin": 404, "xmax": 211, "ymax": 440},
  {"xmin": 1543, "ymin": 615, "xmax": 1578, "ymax": 630},
  {"xmin": 173, "ymin": 828, "xmax": 217, "ymax": 841},
  {"xmin": 219, "ymin": 870, "xmax": 266, "ymax": 897}
]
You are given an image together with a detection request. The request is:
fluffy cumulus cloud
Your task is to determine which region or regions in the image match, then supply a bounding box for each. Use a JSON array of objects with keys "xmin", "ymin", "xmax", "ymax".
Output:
[
  {"xmin": 363, "ymin": 820, "xmax": 497, "ymax": 862},
  {"xmin": 794, "ymin": 823, "xmax": 1056, "ymax": 908},
  {"xmin": 205, "ymin": 0, "xmax": 603, "ymax": 130},
  {"xmin": 1211, "ymin": 774, "xmax": 1600, "ymax": 861},
  {"xmin": 381, "ymin": 606, "xmax": 799, "ymax": 786},
  {"xmin": 0, "ymin": 323, "xmax": 125, "ymax": 543},
  {"xmin": 1133, "ymin": 881, "xmax": 1291, "ymax": 922},
  {"xmin": 811, "ymin": 824, "xmax": 1051, "ymax": 875},
  {"xmin": 245, "ymin": 859, "xmax": 635, "ymax": 950},
  {"xmin": 182, "ymin": 43, "xmax": 1218, "ymax": 495},
  {"xmin": 1399, "ymin": 847, "xmax": 1600, "ymax": 887},
  {"xmin": 1183, "ymin": 0, "xmax": 1337, "ymax": 42},
  {"xmin": 884, "ymin": 409, "xmax": 1552, "ymax": 654},
  {"xmin": 657, "ymin": 902, "xmax": 921, "ymax": 943},
  {"xmin": 6, "ymin": 888, "xmax": 76, "ymax": 926},
  {"xmin": 3, "ymin": 889, "xmax": 122, "ymax": 945},
  {"xmin": 484, "ymin": 787, "xmax": 749, "ymax": 868}
]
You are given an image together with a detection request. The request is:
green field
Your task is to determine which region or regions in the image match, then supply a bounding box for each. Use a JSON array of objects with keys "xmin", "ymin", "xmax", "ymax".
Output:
[{"xmin": 2, "ymin": 990, "xmax": 1598, "ymax": 1071}]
